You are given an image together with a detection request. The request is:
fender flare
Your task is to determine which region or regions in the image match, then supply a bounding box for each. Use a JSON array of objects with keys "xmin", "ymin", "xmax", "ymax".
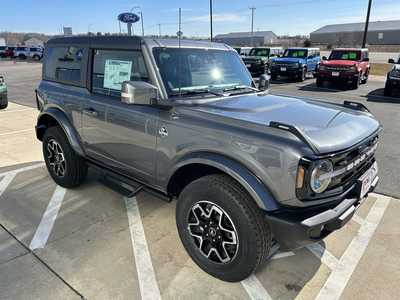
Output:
[
  {"xmin": 36, "ymin": 108, "xmax": 85, "ymax": 157},
  {"xmin": 169, "ymin": 152, "xmax": 280, "ymax": 212}
]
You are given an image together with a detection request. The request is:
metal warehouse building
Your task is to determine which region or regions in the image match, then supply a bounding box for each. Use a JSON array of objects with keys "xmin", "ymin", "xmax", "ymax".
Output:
[
  {"xmin": 214, "ymin": 31, "xmax": 278, "ymax": 46},
  {"xmin": 310, "ymin": 20, "xmax": 400, "ymax": 46}
]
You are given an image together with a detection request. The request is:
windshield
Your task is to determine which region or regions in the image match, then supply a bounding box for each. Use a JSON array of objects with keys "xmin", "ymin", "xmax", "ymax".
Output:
[
  {"xmin": 283, "ymin": 49, "xmax": 307, "ymax": 58},
  {"xmin": 329, "ymin": 50, "xmax": 361, "ymax": 61},
  {"xmin": 249, "ymin": 48, "xmax": 270, "ymax": 57},
  {"xmin": 153, "ymin": 48, "xmax": 253, "ymax": 98}
]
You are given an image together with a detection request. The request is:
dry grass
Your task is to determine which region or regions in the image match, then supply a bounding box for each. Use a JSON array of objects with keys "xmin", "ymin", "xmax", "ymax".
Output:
[{"xmin": 370, "ymin": 63, "xmax": 392, "ymax": 76}]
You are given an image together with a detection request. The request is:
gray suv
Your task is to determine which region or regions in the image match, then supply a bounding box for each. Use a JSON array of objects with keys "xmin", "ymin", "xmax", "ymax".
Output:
[{"xmin": 35, "ymin": 36, "xmax": 381, "ymax": 282}]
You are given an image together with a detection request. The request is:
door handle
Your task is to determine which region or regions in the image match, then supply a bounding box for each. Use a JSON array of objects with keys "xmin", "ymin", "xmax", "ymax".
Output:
[{"xmin": 83, "ymin": 108, "xmax": 98, "ymax": 117}]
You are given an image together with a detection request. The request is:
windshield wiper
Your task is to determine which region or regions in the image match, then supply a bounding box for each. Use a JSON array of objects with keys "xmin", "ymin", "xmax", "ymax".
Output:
[
  {"xmin": 170, "ymin": 88, "xmax": 225, "ymax": 98},
  {"xmin": 222, "ymin": 85, "xmax": 259, "ymax": 94}
]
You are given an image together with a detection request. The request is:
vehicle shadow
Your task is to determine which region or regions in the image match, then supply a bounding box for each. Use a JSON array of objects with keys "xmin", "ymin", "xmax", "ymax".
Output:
[
  {"xmin": 298, "ymin": 82, "xmax": 353, "ymax": 93},
  {"xmin": 254, "ymin": 242, "xmax": 324, "ymax": 299},
  {"xmin": 366, "ymin": 88, "xmax": 400, "ymax": 103}
]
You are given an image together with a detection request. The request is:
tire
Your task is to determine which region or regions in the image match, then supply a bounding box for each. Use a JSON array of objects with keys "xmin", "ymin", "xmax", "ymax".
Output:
[
  {"xmin": 384, "ymin": 81, "xmax": 392, "ymax": 97},
  {"xmin": 0, "ymin": 97, "xmax": 8, "ymax": 110},
  {"xmin": 316, "ymin": 77, "xmax": 323, "ymax": 88},
  {"xmin": 43, "ymin": 126, "xmax": 88, "ymax": 188},
  {"xmin": 176, "ymin": 174, "xmax": 271, "ymax": 282},
  {"xmin": 33, "ymin": 55, "xmax": 40, "ymax": 61},
  {"xmin": 361, "ymin": 69, "xmax": 369, "ymax": 84},
  {"xmin": 18, "ymin": 54, "xmax": 26, "ymax": 60},
  {"xmin": 298, "ymin": 67, "xmax": 306, "ymax": 82},
  {"xmin": 351, "ymin": 73, "xmax": 361, "ymax": 89}
]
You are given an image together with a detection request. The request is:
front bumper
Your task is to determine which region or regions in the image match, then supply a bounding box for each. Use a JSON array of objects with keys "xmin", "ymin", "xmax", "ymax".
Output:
[
  {"xmin": 245, "ymin": 63, "xmax": 267, "ymax": 76},
  {"xmin": 266, "ymin": 175, "xmax": 379, "ymax": 250},
  {"xmin": 318, "ymin": 70, "xmax": 358, "ymax": 82},
  {"xmin": 270, "ymin": 66, "xmax": 302, "ymax": 77}
]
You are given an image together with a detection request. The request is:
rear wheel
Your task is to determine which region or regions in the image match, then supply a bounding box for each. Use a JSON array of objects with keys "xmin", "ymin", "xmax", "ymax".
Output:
[
  {"xmin": 361, "ymin": 69, "xmax": 369, "ymax": 84},
  {"xmin": 176, "ymin": 174, "xmax": 271, "ymax": 282},
  {"xmin": 43, "ymin": 126, "xmax": 88, "ymax": 188},
  {"xmin": 0, "ymin": 96, "xmax": 8, "ymax": 109}
]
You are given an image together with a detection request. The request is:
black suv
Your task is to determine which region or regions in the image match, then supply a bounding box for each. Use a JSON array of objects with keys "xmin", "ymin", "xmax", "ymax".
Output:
[{"xmin": 242, "ymin": 47, "xmax": 283, "ymax": 77}]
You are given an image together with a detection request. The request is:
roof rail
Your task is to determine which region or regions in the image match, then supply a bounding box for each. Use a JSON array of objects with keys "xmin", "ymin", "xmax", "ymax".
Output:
[
  {"xmin": 269, "ymin": 121, "xmax": 319, "ymax": 154},
  {"xmin": 343, "ymin": 101, "xmax": 371, "ymax": 113}
]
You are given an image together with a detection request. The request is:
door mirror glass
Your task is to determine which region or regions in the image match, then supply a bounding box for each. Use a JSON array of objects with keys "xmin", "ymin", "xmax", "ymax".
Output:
[
  {"xmin": 258, "ymin": 74, "xmax": 270, "ymax": 91},
  {"xmin": 363, "ymin": 57, "xmax": 370, "ymax": 62},
  {"xmin": 388, "ymin": 58, "xmax": 395, "ymax": 64},
  {"xmin": 121, "ymin": 81, "xmax": 159, "ymax": 105},
  {"xmin": 322, "ymin": 56, "xmax": 327, "ymax": 60}
]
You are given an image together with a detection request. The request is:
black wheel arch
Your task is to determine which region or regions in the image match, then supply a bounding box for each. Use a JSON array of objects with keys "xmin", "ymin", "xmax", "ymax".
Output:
[
  {"xmin": 167, "ymin": 152, "xmax": 280, "ymax": 212},
  {"xmin": 36, "ymin": 108, "xmax": 85, "ymax": 157}
]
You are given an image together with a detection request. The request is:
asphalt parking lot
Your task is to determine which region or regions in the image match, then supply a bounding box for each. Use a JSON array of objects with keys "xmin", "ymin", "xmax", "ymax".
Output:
[{"xmin": 1, "ymin": 61, "xmax": 400, "ymax": 299}]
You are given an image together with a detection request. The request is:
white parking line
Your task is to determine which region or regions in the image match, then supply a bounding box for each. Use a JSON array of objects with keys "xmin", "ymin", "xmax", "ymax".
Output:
[
  {"xmin": 0, "ymin": 128, "xmax": 33, "ymax": 136},
  {"xmin": 0, "ymin": 108, "xmax": 34, "ymax": 114},
  {"xmin": 316, "ymin": 194, "xmax": 391, "ymax": 300},
  {"xmin": 29, "ymin": 186, "xmax": 66, "ymax": 250},
  {"xmin": 306, "ymin": 243, "xmax": 339, "ymax": 271},
  {"xmin": 241, "ymin": 274, "xmax": 273, "ymax": 300},
  {"xmin": 271, "ymin": 251, "xmax": 296, "ymax": 260},
  {"xmin": 0, "ymin": 162, "xmax": 45, "ymax": 177},
  {"xmin": 352, "ymin": 214, "xmax": 365, "ymax": 226},
  {"xmin": 125, "ymin": 196, "xmax": 161, "ymax": 300},
  {"xmin": 0, "ymin": 173, "xmax": 16, "ymax": 197}
]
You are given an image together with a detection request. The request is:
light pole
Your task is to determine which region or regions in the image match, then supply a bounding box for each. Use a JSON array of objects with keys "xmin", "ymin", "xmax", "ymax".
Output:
[
  {"xmin": 249, "ymin": 7, "xmax": 256, "ymax": 47},
  {"xmin": 362, "ymin": 0, "xmax": 373, "ymax": 48},
  {"xmin": 210, "ymin": 0, "xmax": 213, "ymax": 41},
  {"xmin": 131, "ymin": 6, "xmax": 144, "ymax": 36}
]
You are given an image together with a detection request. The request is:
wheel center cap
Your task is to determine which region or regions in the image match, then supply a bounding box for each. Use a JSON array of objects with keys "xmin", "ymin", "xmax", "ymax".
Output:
[{"xmin": 209, "ymin": 227, "xmax": 217, "ymax": 237}]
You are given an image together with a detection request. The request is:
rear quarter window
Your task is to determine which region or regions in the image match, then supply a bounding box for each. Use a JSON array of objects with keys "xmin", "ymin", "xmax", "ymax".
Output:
[{"xmin": 43, "ymin": 46, "xmax": 86, "ymax": 86}]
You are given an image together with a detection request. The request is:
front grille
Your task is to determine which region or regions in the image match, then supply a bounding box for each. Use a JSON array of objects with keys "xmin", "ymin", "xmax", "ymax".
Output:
[
  {"xmin": 328, "ymin": 136, "xmax": 378, "ymax": 191},
  {"xmin": 326, "ymin": 66, "xmax": 352, "ymax": 72}
]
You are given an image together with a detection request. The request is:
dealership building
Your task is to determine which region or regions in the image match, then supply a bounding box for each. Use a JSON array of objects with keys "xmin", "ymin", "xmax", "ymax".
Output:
[
  {"xmin": 310, "ymin": 20, "xmax": 400, "ymax": 46},
  {"xmin": 214, "ymin": 31, "xmax": 278, "ymax": 46}
]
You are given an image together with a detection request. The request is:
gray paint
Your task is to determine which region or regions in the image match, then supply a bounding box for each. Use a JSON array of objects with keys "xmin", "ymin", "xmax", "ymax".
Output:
[{"xmin": 36, "ymin": 36, "xmax": 380, "ymax": 211}]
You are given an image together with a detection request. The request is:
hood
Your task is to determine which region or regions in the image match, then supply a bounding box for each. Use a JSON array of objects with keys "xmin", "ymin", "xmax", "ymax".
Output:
[
  {"xmin": 272, "ymin": 57, "xmax": 305, "ymax": 64},
  {"xmin": 190, "ymin": 94, "xmax": 380, "ymax": 154},
  {"xmin": 322, "ymin": 60, "xmax": 358, "ymax": 66},
  {"xmin": 243, "ymin": 56, "xmax": 268, "ymax": 62}
]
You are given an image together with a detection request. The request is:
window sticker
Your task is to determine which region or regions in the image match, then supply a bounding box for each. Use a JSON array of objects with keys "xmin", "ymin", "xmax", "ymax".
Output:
[
  {"xmin": 348, "ymin": 53, "xmax": 357, "ymax": 60},
  {"xmin": 103, "ymin": 59, "xmax": 132, "ymax": 90}
]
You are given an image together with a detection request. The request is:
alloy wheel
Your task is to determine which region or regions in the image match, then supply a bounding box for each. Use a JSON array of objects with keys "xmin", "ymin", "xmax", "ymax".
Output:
[
  {"xmin": 47, "ymin": 139, "xmax": 66, "ymax": 177},
  {"xmin": 187, "ymin": 201, "xmax": 238, "ymax": 264}
]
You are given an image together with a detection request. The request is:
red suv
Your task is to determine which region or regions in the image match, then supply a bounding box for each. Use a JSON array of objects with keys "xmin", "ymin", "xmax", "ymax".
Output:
[{"xmin": 317, "ymin": 48, "xmax": 370, "ymax": 89}]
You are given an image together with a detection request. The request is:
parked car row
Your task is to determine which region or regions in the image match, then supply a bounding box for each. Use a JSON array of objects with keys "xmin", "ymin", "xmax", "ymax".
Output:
[
  {"xmin": 0, "ymin": 75, "xmax": 8, "ymax": 109},
  {"xmin": 0, "ymin": 46, "xmax": 43, "ymax": 60}
]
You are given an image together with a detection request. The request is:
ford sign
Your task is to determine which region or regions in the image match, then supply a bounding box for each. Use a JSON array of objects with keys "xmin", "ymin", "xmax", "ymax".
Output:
[{"xmin": 118, "ymin": 13, "xmax": 140, "ymax": 24}]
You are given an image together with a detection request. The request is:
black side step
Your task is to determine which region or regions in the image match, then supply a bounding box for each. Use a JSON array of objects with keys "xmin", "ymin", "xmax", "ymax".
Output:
[{"xmin": 100, "ymin": 174, "xmax": 143, "ymax": 198}]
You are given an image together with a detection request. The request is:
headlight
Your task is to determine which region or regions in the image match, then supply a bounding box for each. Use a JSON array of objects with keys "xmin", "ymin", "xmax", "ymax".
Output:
[
  {"xmin": 310, "ymin": 160, "xmax": 333, "ymax": 193},
  {"xmin": 319, "ymin": 65, "xmax": 326, "ymax": 71},
  {"xmin": 349, "ymin": 65, "xmax": 357, "ymax": 72},
  {"xmin": 293, "ymin": 63, "xmax": 299, "ymax": 68},
  {"xmin": 390, "ymin": 68, "xmax": 400, "ymax": 78}
]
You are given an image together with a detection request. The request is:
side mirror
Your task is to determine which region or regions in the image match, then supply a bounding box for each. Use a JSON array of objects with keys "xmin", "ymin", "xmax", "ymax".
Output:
[
  {"xmin": 363, "ymin": 57, "xmax": 370, "ymax": 62},
  {"xmin": 322, "ymin": 56, "xmax": 327, "ymax": 60},
  {"xmin": 121, "ymin": 81, "xmax": 159, "ymax": 105},
  {"xmin": 388, "ymin": 58, "xmax": 395, "ymax": 64},
  {"xmin": 258, "ymin": 74, "xmax": 270, "ymax": 91}
]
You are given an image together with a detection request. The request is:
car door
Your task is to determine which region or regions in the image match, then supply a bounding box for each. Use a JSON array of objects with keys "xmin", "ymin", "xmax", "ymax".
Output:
[
  {"xmin": 306, "ymin": 50, "xmax": 315, "ymax": 71},
  {"xmin": 82, "ymin": 48, "xmax": 158, "ymax": 185}
]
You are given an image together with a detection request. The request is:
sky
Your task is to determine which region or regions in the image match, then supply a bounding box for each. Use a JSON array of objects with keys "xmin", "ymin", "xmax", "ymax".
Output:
[{"xmin": 1, "ymin": 0, "xmax": 400, "ymax": 37}]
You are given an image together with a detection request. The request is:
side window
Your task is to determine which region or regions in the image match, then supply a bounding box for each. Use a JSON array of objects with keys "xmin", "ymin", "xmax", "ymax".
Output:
[
  {"xmin": 44, "ymin": 46, "xmax": 85, "ymax": 85},
  {"xmin": 91, "ymin": 49, "xmax": 149, "ymax": 97}
]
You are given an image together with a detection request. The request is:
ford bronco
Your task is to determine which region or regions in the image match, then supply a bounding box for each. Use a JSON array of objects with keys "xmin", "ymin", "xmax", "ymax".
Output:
[
  {"xmin": 270, "ymin": 47, "xmax": 321, "ymax": 81},
  {"xmin": 317, "ymin": 48, "xmax": 370, "ymax": 89},
  {"xmin": 384, "ymin": 56, "xmax": 400, "ymax": 97},
  {"xmin": 35, "ymin": 36, "xmax": 381, "ymax": 282},
  {"xmin": 242, "ymin": 47, "xmax": 283, "ymax": 77}
]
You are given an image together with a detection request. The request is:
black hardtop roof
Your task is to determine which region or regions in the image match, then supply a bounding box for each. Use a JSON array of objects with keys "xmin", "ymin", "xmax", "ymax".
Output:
[{"xmin": 46, "ymin": 35, "xmax": 143, "ymax": 50}]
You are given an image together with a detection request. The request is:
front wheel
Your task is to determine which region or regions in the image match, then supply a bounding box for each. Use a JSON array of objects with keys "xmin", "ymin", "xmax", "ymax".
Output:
[
  {"xmin": 43, "ymin": 126, "xmax": 88, "ymax": 188},
  {"xmin": 176, "ymin": 174, "xmax": 271, "ymax": 282},
  {"xmin": 298, "ymin": 67, "xmax": 306, "ymax": 82},
  {"xmin": 384, "ymin": 81, "xmax": 392, "ymax": 97}
]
